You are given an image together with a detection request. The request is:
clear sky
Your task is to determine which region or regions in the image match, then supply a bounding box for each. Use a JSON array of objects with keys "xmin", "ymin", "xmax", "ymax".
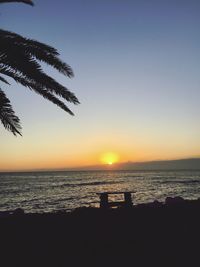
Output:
[{"xmin": 0, "ymin": 0, "xmax": 200, "ymax": 170}]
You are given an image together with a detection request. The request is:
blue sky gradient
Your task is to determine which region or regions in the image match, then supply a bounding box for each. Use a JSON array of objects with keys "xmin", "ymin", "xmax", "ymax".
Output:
[{"xmin": 0, "ymin": 0, "xmax": 200, "ymax": 170}]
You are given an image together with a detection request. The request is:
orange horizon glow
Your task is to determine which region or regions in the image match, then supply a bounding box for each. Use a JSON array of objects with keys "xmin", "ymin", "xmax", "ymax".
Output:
[
  {"xmin": 1, "ymin": 155, "xmax": 200, "ymax": 171},
  {"xmin": 100, "ymin": 152, "xmax": 120, "ymax": 165},
  {"xmin": 0, "ymin": 134, "xmax": 199, "ymax": 171}
]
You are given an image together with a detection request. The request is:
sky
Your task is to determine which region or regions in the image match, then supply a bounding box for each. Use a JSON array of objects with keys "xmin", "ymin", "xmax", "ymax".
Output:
[{"xmin": 0, "ymin": 0, "xmax": 200, "ymax": 171}]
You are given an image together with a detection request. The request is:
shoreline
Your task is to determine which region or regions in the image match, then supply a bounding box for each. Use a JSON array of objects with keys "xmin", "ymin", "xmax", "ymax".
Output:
[
  {"xmin": 0, "ymin": 195, "xmax": 199, "ymax": 217},
  {"xmin": 1, "ymin": 198, "xmax": 200, "ymax": 266}
]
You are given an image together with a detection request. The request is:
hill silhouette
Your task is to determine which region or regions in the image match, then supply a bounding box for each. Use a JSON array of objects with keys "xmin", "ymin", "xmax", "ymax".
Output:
[{"xmin": 64, "ymin": 158, "xmax": 200, "ymax": 171}]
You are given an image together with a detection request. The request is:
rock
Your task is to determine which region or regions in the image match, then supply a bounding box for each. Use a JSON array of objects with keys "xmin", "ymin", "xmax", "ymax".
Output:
[
  {"xmin": 165, "ymin": 196, "xmax": 185, "ymax": 205},
  {"xmin": 153, "ymin": 200, "xmax": 163, "ymax": 207},
  {"xmin": 174, "ymin": 196, "xmax": 185, "ymax": 203},
  {"xmin": 13, "ymin": 208, "xmax": 25, "ymax": 215}
]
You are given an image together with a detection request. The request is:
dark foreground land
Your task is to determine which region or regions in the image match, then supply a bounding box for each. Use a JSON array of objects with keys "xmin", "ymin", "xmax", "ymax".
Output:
[{"xmin": 1, "ymin": 199, "xmax": 200, "ymax": 267}]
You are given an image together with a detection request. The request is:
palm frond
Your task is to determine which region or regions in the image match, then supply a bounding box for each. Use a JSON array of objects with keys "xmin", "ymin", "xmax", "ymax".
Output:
[
  {"xmin": 0, "ymin": 75, "xmax": 10, "ymax": 84},
  {"xmin": 0, "ymin": 67, "xmax": 32, "ymax": 85},
  {"xmin": 29, "ymin": 86, "xmax": 75, "ymax": 116},
  {"xmin": 0, "ymin": 29, "xmax": 74, "ymax": 77},
  {"xmin": 0, "ymin": 30, "xmax": 58, "ymax": 55},
  {"xmin": 0, "ymin": 68, "xmax": 74, "ymax": 115},
  {"xmin": 0, "ymin": 60, "xmax": 79, "ymax": 105},
  {"xmin": 0, "ymin": 88, "xmax": 21, "ymax": 136},
  {"xmin": 0, "ymin": 27, "xmax": 80, "ymax": 136},
  {"xmin": 0, "ymin": 0, "xmax": 34, "ymax": 6}
]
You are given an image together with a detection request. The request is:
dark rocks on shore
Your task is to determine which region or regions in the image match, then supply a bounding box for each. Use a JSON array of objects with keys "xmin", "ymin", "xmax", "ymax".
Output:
[
  {"xmin": 1, "ymin": 197, "xmax": 200, "ymax": 267},
  {"xmin": 0, "ymin": 208, "xmax": 25, "ymax": 218},
  {"xmin": 13, "ymin": 208, "xmax": 25, "ymax": 215},
  {"xmin": 165, "ymin": 196, "xmax": 185, "ymax": 205}
]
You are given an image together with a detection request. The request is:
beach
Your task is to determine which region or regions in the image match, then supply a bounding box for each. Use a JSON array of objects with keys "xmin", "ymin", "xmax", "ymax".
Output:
[{"xmin": 1, "ymin": 199, "xmax": 200, "ymax": 267}]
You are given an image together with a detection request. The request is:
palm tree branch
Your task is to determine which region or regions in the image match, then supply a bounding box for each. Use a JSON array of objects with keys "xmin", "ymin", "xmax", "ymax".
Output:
[
  {"xmin": 0, "ymin": 29, "xmax": 58, "ymax": 56},
  {"xmin": 28, "ymin": 85, "xmax": 75, "ymax": 115},
  {"xmin": 0, "ymin": 75, "xmax": 10, "ymax": 84},
  {"xmin": 0, "ymin": 29, "xmax": 73, "ymax": 77},
  {"xmin": 0, "ymin": 88, "xmax": 21, "ymax": 136},
  {"xmin": 0, "ymin": 67, "xmax": 32, "ymax": 86},
  {"xmin": 0, "ymin": 68, "xmax": 75, "ymax": 115},
  {"xmin": 0, "ymin": 53, "xmax": 79, "ymax": 104},
  {"xmin": 0, "ymin": 1, "xmax": 80, "ymax": 136},
  {"xmin": 0, "ymin": 0, "xmax": 34, "ymax": 6}
]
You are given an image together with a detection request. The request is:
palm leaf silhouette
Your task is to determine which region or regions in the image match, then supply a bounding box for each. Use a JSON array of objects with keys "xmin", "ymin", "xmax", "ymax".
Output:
[
  {"xmin": 0, "ymin": 88, "xmax": 21, "ymax": 135},
  {"xmin": 0, "ymin": 75, "xmax": 10, "ymax": 84},
  {"xmin": 0, "ymin": 3, "xmax": 80, "ymax": 136},
  {"xmin": 0, "ymin": 0, "xmax": 34, "ymax": 6}
]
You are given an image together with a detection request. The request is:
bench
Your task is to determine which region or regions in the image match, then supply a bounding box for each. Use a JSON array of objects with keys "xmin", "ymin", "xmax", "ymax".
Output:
[{"xmin": 97, "ymin": 191, "xmax": 136, "ymax": 209}]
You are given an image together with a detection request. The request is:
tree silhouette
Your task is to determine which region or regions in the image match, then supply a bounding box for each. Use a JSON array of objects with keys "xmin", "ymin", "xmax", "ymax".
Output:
[
  {"xmin": 0, "ymin": 0, "xmax": 79, "ymax": 136},
  {"xmin": 0, "ymin": 0, "xmax": 33, "ymax": 6}
]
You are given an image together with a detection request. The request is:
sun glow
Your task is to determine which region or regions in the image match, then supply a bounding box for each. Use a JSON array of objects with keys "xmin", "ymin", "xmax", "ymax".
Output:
[{"xmin": 100, "ymin": 152, "xmax": 119, "ymax": 165}]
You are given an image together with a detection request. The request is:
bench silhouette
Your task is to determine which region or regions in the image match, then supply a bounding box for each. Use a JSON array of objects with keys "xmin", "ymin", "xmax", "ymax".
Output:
[{"xmin": 97, "ymin": 191, "xmax": 135, "ymax": 208}]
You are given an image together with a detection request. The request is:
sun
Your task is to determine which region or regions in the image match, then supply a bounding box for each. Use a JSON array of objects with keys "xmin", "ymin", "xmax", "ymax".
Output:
[{"xmin": 100, "ymin": 152, "xmax": 119, "ymax": 165}]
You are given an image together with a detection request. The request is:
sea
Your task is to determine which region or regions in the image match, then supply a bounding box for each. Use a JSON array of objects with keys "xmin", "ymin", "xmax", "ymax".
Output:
[{"xmin": 0, "ymin": 170, "xmax": 200, "ymax": 213}]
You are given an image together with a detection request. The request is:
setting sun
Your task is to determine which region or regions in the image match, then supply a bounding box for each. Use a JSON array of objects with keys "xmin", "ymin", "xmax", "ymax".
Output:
[{"xmin": 100, "ymin": 152, "xmax": 119, "ymax": 165}]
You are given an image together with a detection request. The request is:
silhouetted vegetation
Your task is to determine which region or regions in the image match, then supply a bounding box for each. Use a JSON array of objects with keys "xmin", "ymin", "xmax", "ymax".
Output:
[
  {"xmin": 0, "ymin": 0, "xmax": 79, "ymax": 136},
  {"xmin": 0, "ymin": 0, "xmax": 33, "ymax": 5}
]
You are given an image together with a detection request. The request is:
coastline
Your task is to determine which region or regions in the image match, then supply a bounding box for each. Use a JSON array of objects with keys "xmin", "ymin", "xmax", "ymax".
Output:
[{"xmin": 1, "ymin": 198, "xmax": 200, "ymax": 267}]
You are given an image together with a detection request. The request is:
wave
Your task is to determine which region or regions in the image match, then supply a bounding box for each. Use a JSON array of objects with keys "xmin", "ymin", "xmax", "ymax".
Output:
[
  {"xmin": 50, "ymin": 180, "xmax": 121, "ymax": 188},
  {"xmin": 161, "ymin": 179, "xmax": 200, "ymax": 185}
]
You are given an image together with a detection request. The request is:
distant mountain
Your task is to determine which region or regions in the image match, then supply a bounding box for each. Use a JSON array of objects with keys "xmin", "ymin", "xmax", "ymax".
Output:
[
  {"xmin": 114, "ymin": 158, "xmax": 200, "ymax": 171},
  {"xmin": 67, "ymin": 158, "xmax": 200, "ymax": 171}
]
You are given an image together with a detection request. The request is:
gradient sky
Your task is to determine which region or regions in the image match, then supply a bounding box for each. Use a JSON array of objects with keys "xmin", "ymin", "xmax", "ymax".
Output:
[{"xmin": 0, "ymin": 0, "xmax": 200, "ymax": 170}]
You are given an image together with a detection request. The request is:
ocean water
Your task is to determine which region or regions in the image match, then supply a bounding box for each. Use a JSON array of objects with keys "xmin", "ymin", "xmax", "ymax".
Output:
[{"xmin": 0, "ymin": 170, "xmax": 200, "ymax": 213}]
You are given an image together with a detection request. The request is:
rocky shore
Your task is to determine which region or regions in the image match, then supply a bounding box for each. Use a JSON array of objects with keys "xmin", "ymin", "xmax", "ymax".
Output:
[{"xmin": 1, "ymin": 197, "xmax": 200, "ymax": 267}]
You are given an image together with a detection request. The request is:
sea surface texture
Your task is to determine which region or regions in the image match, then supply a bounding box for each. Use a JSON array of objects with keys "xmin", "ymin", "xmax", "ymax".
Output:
[{"xmin": 0, "ymin": 170, "xmax": 200, "ymax": 213}]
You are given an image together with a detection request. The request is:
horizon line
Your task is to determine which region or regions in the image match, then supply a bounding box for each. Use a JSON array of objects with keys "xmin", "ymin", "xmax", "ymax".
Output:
[{"xmin": 0, "ymin": 157, "xmax": 200, "ymax": 173}]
